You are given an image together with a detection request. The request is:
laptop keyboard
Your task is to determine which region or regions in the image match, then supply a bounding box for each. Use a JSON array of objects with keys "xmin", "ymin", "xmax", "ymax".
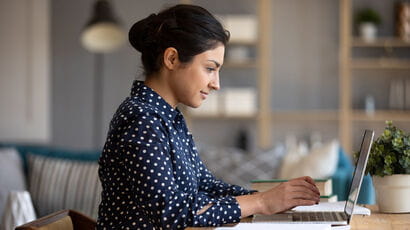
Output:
[{"xmin": 292, "ymin": 212, "xmax": 345, "ymax": 222}]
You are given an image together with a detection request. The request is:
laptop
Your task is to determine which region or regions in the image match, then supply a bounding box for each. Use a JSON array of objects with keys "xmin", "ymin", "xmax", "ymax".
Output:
[{"xmin": 253, "ymin": 129, "xmax": 374, "ymax": 225}]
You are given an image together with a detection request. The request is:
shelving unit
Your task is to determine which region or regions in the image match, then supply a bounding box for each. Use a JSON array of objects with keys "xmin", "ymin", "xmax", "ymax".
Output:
[
  {"xmin": 222, "ymin": 62, "xmax": 258, "ymax": 69},
  {"xmin": 181, "ymin": 0, "xmax": 409, "ymax": 152},
  {"xmin": 352, "ymin": 110, "xmax": 410, "ymax": 122},
  {"xmin": 271, "ymin": 110, "xmax": 339, "ymax": 122},
  {"xmin": 256, "ymin": 0, "xmax": 272, "ymax": 149},
  {"xmin": 351, "ymin": 37, "xmax": 410, "ymax": 47},
  {"xmin": 351, "ymin": 58, "xmax": 410, "ymax": 69},
  {"xmin": 339, "ymin": 0, "xmax": 410, "ymax": 154},
  {"xmin": 223, "ymin": 41, "xmax": 259, "ymax": 68},
  {"xmin": 180, "ymin": 0, "xmax": 272, "ymax": 149}
]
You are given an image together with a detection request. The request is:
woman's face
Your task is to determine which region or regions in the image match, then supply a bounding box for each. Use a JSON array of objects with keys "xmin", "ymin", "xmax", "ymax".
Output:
[{"xmin": 169, "ymin": 44, "xmax": 224, "ymax": 108}]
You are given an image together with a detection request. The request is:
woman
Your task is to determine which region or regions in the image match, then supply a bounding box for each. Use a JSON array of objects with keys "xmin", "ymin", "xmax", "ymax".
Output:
[{"xmin": 97, "ymin": 4, "xmax": 320, "ymax": 229}]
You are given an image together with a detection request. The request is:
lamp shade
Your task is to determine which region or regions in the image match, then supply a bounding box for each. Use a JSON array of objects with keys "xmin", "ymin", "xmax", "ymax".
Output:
[{"xmin": 81, "ymin": 0, "xmax": 125, "ymax": 53}]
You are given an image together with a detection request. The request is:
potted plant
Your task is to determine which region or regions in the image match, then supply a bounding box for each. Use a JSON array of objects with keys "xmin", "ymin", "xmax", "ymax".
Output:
[
  {"xmin": 357, "ymin": 121, "xmax": 410, "ymax": 213},
  {"xmin": 355, "ymin": 8, "xmax": 382, "ymax": 42}
]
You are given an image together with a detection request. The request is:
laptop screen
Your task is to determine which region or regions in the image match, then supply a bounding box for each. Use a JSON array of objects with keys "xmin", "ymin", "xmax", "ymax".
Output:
[{"xmin": 344, "ymin": 130, "xmax": 374, "ymax": 217}]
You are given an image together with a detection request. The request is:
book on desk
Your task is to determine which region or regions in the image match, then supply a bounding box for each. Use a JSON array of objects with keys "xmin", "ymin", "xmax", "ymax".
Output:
[{"xmin": 251, "ymin": 178, "xmax": 337, "ymax": 202}]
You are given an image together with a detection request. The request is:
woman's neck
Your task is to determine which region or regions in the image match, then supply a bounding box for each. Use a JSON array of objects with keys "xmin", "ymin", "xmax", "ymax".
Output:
[{"xmin": 144, "ymin": 73, "xmax": 178, "ymax": 109}]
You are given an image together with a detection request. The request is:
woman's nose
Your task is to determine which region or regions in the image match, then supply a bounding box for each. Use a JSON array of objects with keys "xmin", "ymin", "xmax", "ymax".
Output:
[{"xmin": 210, "ymin": 73, "xmax": 220, "ymax": 91}]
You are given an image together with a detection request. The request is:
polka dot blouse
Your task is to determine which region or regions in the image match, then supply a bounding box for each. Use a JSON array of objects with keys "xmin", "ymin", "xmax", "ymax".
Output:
[{"xmin": 97, "ymin": 81, "xmax": 254, "ymax": 229}]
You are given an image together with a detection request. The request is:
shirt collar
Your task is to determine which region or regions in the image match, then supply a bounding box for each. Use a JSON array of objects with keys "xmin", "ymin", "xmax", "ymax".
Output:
[{"xmin": 130, "ymin": 80, "xmax": 180, "ymax": 121}]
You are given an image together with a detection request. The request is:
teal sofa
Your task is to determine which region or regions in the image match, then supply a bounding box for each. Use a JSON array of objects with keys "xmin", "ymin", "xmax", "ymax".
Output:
[
  {"xmin": 0, "ymin": 143, "xmax": 375, "ymax": 206},
  {"xmin": 0, "ymin": 144, "xmax": 101, "ymax": 173},
  {"xmin": 332, "ymin": 147, "xmax": 375, "ymax": 204},
  {"xmin": 0, "ymin": 143, "xmax": 103, "ymax": 222}
]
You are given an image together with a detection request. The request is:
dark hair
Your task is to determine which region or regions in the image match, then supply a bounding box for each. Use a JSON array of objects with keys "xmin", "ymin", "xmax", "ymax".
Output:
[{"xmin": 129, "ymin": 4, "xmax": 230, "ymax": 76}]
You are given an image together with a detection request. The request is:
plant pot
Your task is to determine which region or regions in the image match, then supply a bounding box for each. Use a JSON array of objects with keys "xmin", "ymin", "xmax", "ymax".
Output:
[
  {"xmin": 359, "ymin": 23, "xmax": 377, "ymax": 42},
  {"xmin": 373, "ymin": 174, "xmax": 410, "ymax": 213}
]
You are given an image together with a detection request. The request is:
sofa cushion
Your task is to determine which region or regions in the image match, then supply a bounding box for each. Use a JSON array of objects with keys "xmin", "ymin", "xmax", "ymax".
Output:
[
  {"xmin": 198, "ymin": 145, "xmax": 286, "ymax": 188},
  {"xmin": 279, "ymin": 140, "xmax": 339, "ymax": 179},
  {"xmin": 1, "ymin": 190, "xmax": 36, "ymax": 230},
  {"xmin": 27, "ymin": 154, "xmax": 101, "ymax": 219},
  {"xmin": 0, "ymin": 148, "xmax": 27, "ymax": 221}
]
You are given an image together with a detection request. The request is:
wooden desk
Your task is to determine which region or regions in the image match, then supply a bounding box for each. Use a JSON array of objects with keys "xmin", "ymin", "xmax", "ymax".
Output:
[
  {"xmin": 186, "ymin": 205, "xmax": 410, "ymax": 230},
  {"xmin": 350, "ymin": 205, "xmax": 410, "ymax": 230}
]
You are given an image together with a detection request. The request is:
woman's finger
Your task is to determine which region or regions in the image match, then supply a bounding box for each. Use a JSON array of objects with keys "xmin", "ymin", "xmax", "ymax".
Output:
[
  {"xmin": 288, "ymin": 179, "xmax": 320, "ymax": 195},
  {"xmin": 289, "ymin": 191, "xmax": 320, "ymax": 202},
  {"xmin": 290, "ymin": 198, "xmax": 318, "ymax": 209}
]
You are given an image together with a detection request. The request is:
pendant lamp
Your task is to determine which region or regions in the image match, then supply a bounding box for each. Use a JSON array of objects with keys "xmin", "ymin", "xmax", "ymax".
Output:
[{"xmin": 81, "ymin": 0, "xmax": 125, "ymax": 53}]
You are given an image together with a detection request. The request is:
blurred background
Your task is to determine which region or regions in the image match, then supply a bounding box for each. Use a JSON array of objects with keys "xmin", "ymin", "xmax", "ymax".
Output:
[{"xmin": 1, "ymin": 0, "xmax": 409, "ymax": 153}]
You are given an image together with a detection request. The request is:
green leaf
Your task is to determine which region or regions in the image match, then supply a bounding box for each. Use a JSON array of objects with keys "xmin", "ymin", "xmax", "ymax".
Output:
[{"xmin": 367, "ymin": 121, "xmax": 409, "ymax": 176}]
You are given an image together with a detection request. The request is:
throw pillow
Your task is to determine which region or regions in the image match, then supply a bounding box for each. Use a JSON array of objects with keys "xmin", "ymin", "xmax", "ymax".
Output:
[
  {"xmin": 198, "ymin": 145, "xmax": 287, "ymax": 188},
  {"xmin": 1, "ymin": 190, "xmax": 36, "ymax": 230},
  {"xmin": 279, "ymin": 140, "xmax": 339, "ymax": 179},
  {"xmin": 228, "ymin": 144, "xmax": 287, "ymax": 188},
  {"xmin": 198, "ymin": 146, "xmax": 247, "ymax": 180},
  {"xmin": 0, "ymin": 148, "xmax": 27, "ymax": 222},
  {"xmin": 27, "ymin": 154, "xmax": 101, "ymax": 219}
]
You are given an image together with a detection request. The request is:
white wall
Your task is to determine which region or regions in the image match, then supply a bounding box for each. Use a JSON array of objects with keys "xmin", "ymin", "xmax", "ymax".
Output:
[
  {"xmin": 51, "ymin": 0, "xmax": 177, "ymax": 150},
  {"xmin": 0, "ymin": 0, "xmax": 50, "ymax": 143}
]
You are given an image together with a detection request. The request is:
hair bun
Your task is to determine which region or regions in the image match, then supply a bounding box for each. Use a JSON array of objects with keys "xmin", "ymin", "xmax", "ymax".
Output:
[{"xmin": 129, "ymin": 14, "xmax": 158, "ymax": 52}]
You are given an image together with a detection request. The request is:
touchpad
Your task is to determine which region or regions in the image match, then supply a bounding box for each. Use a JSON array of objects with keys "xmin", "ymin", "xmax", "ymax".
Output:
[{"xmin": 253, "ymin": 213, "xmax": 293, "ymax": 222}]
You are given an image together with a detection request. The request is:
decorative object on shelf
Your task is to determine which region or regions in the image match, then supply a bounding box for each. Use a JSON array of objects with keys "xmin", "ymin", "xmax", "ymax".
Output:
[
  {"xmin": 218, "ymin": 14, "xmax": 257, "ymax": 43},
  {"xmin": 226, "ymin": 45, "xmax": 251, "ymax": 63},
  {"xmin": 187, "ymin": 87, "xmax": 258, "ymax": 119},
  {"xmin": 217, "ymin": 14, "xmax": 257, "ymax": 64},
  {"xmin": 81, "ymin": 0, "xmax": 126, "ymax": 53},
  {"xmin": 188, "ymin": 92, "xmax": 220, "ymax": 116},
  {"xmin": 279, "ymin": 137, "xmax": 339, "ymax": 180},
  {"xmin": 364, "ymin": 95, "xmax": 375, "ymax": 115},
  {"xmin": 396, "ymin": 2, "xmax": 410, "ymax": 42},
  {"xmin": 222, "ymin": 88, "xmax": 257, "ymax": 116},
  {"xmin": 236, "ymin": 129, "xmax": 250, "ymax": 152},
  {"xmin": 355, "ymin": 8, "xmax": 382, "ymax": 42},
  {"xmin": 356, "ymin": 121, "xmax": 410, "ymax": 213},
  {"xmin": 389, "ymin": 78, "xmax": 405, "ymax": 110},
  {"xmin": 406, "ymin": 78, "xmax": 410, "ymax": 110}
]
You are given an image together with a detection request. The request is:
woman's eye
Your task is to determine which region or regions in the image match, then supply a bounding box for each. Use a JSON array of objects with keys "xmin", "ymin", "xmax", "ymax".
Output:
[{"xmin": 206, "ymin": 67, "xmax": 215, "ymax": 72}]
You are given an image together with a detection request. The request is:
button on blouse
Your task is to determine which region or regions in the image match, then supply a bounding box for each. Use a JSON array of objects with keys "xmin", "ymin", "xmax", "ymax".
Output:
[{"xmin": 97, "ymin": 81, "xmax": 253, "ymax": 229}]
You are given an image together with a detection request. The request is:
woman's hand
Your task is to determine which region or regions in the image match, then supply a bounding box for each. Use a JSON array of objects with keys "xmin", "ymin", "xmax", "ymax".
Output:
[
  {"xmin": 256, "ymin": 176, "xmax": 321, "ymax": 215},
  {"xmin": 236, "ymin": 176, "xmax": 320, "ymax": 217}
]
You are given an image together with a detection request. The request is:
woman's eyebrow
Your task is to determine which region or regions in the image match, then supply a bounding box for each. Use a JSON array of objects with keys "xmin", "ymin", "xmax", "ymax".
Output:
[{"xmin": 207, "ymin": 60, "xmax": 221, "ymax": 68}]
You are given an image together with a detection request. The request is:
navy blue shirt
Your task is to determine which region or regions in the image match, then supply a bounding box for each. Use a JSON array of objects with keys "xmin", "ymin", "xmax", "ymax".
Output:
[{"xmin": 97, "ymin": 81, "xmax": 253, "ymax": 229}]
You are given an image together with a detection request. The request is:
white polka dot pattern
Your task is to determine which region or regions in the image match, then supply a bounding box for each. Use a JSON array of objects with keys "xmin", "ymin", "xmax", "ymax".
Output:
[{"xmin": 97, "ymin": 81, "xmax": 253, "ymax": 229}]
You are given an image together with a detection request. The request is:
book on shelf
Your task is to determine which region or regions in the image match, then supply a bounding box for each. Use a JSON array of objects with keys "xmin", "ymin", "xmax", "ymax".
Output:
[
  {"xmin": 319, "ymin": 194, "xmax": 338, "ymax": 203},
  {"xmin": 251, "ymin": 178, "xmax": 333, "ymax": 197},
  {"xmin": 389, "ymin": 79, "xmax": 405, "ymax": 110},
  {"xmin": 406, "ymin": 78, "xmax": 410, "ymax": 110}
]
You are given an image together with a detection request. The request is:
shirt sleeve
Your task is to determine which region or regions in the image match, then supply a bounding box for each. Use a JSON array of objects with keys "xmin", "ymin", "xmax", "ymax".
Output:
[{"xmin": 119, "ymin": 112, "xmax": 243, "ymax": 228}]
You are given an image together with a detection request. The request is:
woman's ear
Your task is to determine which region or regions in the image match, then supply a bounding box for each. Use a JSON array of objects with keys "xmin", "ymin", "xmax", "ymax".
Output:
[{"xmin": 163, "ymin": 47, "xmax": 179, "ymax": 70}]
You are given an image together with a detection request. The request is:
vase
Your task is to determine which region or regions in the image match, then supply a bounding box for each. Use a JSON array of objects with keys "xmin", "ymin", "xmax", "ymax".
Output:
[
  {"xmin": 373, "ymin": 174, "xmax": 410, "ymax": 213},
  {"xmin": 359, "ymin": 23, "xmax": 377, "ymax": 42}
]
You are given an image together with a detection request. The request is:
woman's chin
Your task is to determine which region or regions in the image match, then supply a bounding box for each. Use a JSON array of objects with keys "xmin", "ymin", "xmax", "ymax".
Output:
[{"xmin": 186, "ymin": 101, "xmax": 202, "ymax": 109}]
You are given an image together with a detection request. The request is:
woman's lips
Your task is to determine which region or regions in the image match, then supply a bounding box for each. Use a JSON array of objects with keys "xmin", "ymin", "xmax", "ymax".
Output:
[{"xmin": 200, "ymin": 91, "xmax": 208, "ymax": 99}]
